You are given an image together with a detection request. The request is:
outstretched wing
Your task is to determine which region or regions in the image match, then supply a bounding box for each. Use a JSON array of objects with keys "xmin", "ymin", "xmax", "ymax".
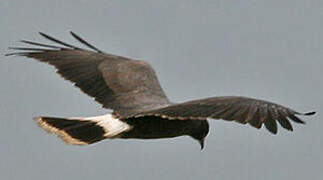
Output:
[
  {"xmin": 7, "ymin": 32, "xmax": 171, "ymax": 116},
  {"xmin": 133, "ymin": 96, "xmax": 315, "ymax": 134}
]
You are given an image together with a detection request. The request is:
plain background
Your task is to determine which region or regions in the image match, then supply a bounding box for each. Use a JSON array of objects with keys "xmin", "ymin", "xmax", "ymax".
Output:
[{"xmin": 1, "ymin": 1, "xmax": 322, "ymax": 180}]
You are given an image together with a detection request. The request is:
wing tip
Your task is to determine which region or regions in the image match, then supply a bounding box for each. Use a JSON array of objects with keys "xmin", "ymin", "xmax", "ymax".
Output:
[
  {"xmin": 303, "ymin": 111, "xmax": 316, "ymax": 116},
  {"xmin": 69, "ymin": 31, "xmax": 76, "ymax": 36},
  {"xmin": 4, "ymin": 52, "xmax": 14, "ymax": 56},
  {"xmin": 69, "ymin": 31, "xmax": 103, "ymax": 53},
  {"xmin": 38, "ymin": 31, "xmax": 47, "ymax": 37}
]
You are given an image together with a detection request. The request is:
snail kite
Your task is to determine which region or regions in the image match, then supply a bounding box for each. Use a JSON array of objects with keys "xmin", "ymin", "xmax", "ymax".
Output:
[{"xmin": 6, "ymin": 32, "xmax": 315, "ymax": 149}]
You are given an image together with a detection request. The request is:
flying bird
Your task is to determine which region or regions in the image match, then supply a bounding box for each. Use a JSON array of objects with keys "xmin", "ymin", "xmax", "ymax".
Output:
[{"xmin": 6, "ymin": 32, "xmax": 315, "ymax": 149}]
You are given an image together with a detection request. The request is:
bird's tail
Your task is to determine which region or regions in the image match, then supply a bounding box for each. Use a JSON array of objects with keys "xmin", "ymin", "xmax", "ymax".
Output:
[{"xmin": 34, "ymin": 114, "xmax": 130, "ymax": 145}]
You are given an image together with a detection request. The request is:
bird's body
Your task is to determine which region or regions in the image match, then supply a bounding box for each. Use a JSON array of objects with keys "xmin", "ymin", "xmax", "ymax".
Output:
[
  {"xmin": 121, "ymin": 116, "xmax": 209, "ymax": 140},
  {"xmin": 35, "ymin": 113, "xmax": 209, "ymax": 147},
  {"xmin": 6, "ymin": 32, "xmax": 315, "ymax": 149}
]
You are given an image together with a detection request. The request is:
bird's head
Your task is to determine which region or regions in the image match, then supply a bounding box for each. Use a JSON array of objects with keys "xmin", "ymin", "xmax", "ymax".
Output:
[{"xmin": 189, "ymin": 120, "xmax": 209, "ymax": 150}]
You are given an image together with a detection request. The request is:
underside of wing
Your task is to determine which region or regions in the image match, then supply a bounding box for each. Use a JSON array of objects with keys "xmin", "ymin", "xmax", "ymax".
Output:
[
  {"xmin": 132, "ymin": 96, "xmax": 315, "ymax": 134},
  {"xmin": 7, "ymin": 32, "xmax": 171, "ymax": 116}
]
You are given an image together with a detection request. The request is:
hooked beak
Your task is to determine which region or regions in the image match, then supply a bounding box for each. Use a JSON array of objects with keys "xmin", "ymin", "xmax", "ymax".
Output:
[{"xmin": 199, "ymin": 138, "xmax": 205, "ymax": 150}]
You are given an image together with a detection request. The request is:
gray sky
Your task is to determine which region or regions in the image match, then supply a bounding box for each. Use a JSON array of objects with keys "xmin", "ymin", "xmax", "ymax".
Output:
[{"xmin": 1, "ymin": 1, "xmax": 322, "ymax": 180}]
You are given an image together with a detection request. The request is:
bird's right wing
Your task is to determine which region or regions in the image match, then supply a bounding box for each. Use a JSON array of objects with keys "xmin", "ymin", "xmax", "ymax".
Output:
[
  {"xmin": 7, "ymin": 32, "xmax": 171, "ymax": 117},
  {"xmin": 133, "ymin": 96, "xmax": 315, "ymax": 134}
]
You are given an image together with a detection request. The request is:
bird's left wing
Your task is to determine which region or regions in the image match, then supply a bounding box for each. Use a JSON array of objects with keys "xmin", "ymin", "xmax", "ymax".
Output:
[{"xmin": 132, "ymin": 96, "xmax": 315, "ymax": 134}]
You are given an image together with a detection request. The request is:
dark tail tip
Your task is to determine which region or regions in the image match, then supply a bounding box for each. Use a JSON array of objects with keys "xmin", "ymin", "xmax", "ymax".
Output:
[{"xmin": 35, "ymin": 116, "xmax": 106, "ymax": 145}]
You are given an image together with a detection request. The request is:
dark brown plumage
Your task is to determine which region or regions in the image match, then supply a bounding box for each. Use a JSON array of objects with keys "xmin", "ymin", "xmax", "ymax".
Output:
[
  {"xmin": 6, "ymin": 32, "xmax": 315, "ymax": 149},
  {"xmin": 8, "ymin": 32, "xmax": 171, "ymax": 117},
  {"xmin": 133, "ymin": 96, "xmax": 315, "ymax": 134}
]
